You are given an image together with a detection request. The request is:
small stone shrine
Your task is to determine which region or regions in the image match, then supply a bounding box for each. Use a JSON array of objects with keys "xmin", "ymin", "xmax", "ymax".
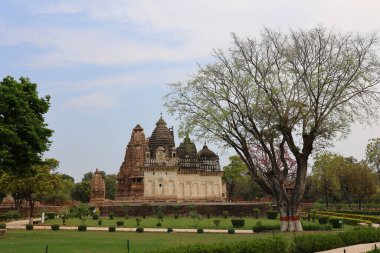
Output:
[{"xmin": 89, "ymin": 169, "xmax": 106, "ymax": 204}]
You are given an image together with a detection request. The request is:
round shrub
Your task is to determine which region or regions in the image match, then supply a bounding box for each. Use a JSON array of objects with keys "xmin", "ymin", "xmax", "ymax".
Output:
[
  {"xmin": 213, "ymin": 219, "xmax": 221, "ymax": 227},
  {"xmin": 46, "ymin": 212, "xmax": 56, "ymax": 220},
  {"xmin": 222, "ymin": 211, "xmax": 229, "ymax": 219},
  {"xmin": 0, "ymin": 223, "xmax": 6, "ymax": 229},
  {"xmin": 266, "ymin": 211, "xmax": 279, "ymax": 219},
  {"xmin": 197, "ymin": 228, "xmax": 204, "ymax": 234},
  {"xmin": 228, "ymin": 229, "xmax": 235, "ymax": 234},
  {"xmin": 51, "ymin": 224, "xmax": 60, "ymax": 231},
  {"xmin": 167, "ymin": 228, "xmax": 173, "ymax": 233},
  {"xmin": 136, "ymin": 227, "xmax": 144, "ymax": 233},
  {"xmin": 125, "ymin": 215, "xmax": 129, "ymax": 219},
  {"xmin": 98, "ymin": 219, "xmax": 102, "ymax": 226},
  {"xmin": 78, "ymin": 225, "xmax": 87, "ymax": 231},
  {"xmin": 92, "ymin": 214, "xmax": 99, "ymax": 220},
  {"xmin": 318, "ymin": 216, "xmax": 329, "ymax": 225},
  {"xmin": 26, "ymin": 224, "xmax": 33, "ymax": 230},
  {"xmin": 231, "ymin": 219, "xmax": 245, "ymax": 228},
  {"xmin": 116, "ymin": 221, "xmax": 124, "ymax": 226},
  {"xmin": 109, "ymin": 226, "xmax": 116, "ymax": 232},
  {"xmin": 253, "ymin": 208, "xmax": 260, "ymax": 219},
  {"xmin": 329, "ymin": 218, "xmax": 343, "ymax": 228},
  {"xmin": 109, "ymin": 213, "xmax": 114, "ymax": 220},
  {"xmin": 156, "ymin": 222, "xmax": 162, "ymax": 227}
]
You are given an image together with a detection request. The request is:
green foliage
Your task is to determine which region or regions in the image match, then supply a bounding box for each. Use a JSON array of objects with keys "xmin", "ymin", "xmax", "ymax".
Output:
[
  {"xmin": 136, "ymin": 227, "xmax": 144, "ymax": 233},
  {"xmin": 222, "ymin": 211, "xmax": 229, "ymax": 219},
  {"xmin": 71, "ymin": 180, "xmax": 91, "ymax": 203},
  {"xmin": 329, "ymin": 218, "xmax": 343, "ymax": 228},
  {"xmin": 227, "ymin": 229, "xmax": 235, "ymax": 234},
  {"xmin": 77, "ymin": 225, "xmax": 87, "ymax": 231},
  {"xmin": 252, "ymin": 222, "xmax": 280, "ymax": 232},
  {"xmin": 116, "ymin": 221, "xmax": 124, "ymax": 226},
  {"xmin": 253, "ymin": 208, "xmax": 260, "ymax": 218},
  {"xmin": 0, "ymin": 76, "xmax": 53, "ymax": 174},
  {"xmin": 26, "ymin": 224, "xmax": 33, "ymax": 230},
  {"xmin": 46, "ymin": 212, "xmax": 56, "ymax": 220},
  {"xmin": 149, "ymin": 236, "xmax": 292, "ymax": 253},
  {"xmin": 167, "ymin": 228, "xmax": 173, "ymax": 233},
  {"xmin": 266, "ymin": 211, "xmax": 278, "ymax": 219},
  {"xmin": 97, "ymin": 220, "xmax": 102, "ymax": 226},
  {"xmin": 318, "ymin": 216, "xmax": 329, "ymax": 224},
  {"xmin": 153, "ymin": 206, "xmax": 165, "ymax": 222},
  {"xmin": 301, "ymin": 224, "xmax": 332, "ymax": 231},
  {"xmin": 294, "ymin": 234, "xmax": 344, "ymax": 253},
  {"xmin": 0, "ymin": 223, "xmax": 6, "ymax": 229},
  {"xmin": 92, "ymin": 214, "xmax": 99, "ymax": 220},
  {"xmin": 223, "ymin": 156, "xmax": 248, "ymax": 200},
  {"xmin": 156, "ymin": 222, "xmax": 162, "ymax": 227},
  {"xmin": 196, "ymin": 228, "xmax": 203, "ymax": 233},
  {"xmin": 4, "ymin": 210, "xmax": 21, "ymax": 220},
  {"xmin": 213, "ymin": 219, "xmax": 221, "ymax": 227},
  {"xmin": 70, "ymin": 204, "xmax": 90, "ymax": 219},
  {"xmin": 136, "ymin": 218, "xmax": 141, "ymax": 226},
  {"xmin": 108, "ymin": 213, "xmax": 114, "ymax": 220},
  {"xmin": 231, "ymin": 219, "xmax": 245, "ymax": 228},
  {"xmin": 108, "ymin": 226, "xmax": 116, "ymax": 232},
  {"xmin": 51, "ymin": 224, "xmax": 60, "ymax": 231},
  {"xmin": 189, "ymin": 211, "xmax": 202, "ymax": 226}
]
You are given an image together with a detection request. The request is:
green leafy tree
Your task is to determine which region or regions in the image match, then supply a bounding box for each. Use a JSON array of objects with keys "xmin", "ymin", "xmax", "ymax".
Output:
[
  {"xmin": 0, "ymin": 76, "xmax": 53, "ymax": 174},
  {"xmin": 104, "ymin": 174, "xmax": 117, "ymax": 200},
  {"xmin": 166, "ymin": 26, "xmax": 380, "ymax": 231},
  {"xmin": 0, "ymin": 158, "xmax": 60, "ymax": 224},
  {"xmin": 42, "ymin": 173, "xmax": 75, "ymax": 204},
  {"xmin": 312, "ymin": 152, "xmax": 342, "ymax": 208},
  {"xmin": 365, "ymin": 138, "xmax": 380, "ymax": 180},
  {"xmin": 223, "ymin": 156, "xmax": 248, "ymax": 200},
  {"xmin": 72, "ymin": 180, "xmax": 91, "ymax": 203}
]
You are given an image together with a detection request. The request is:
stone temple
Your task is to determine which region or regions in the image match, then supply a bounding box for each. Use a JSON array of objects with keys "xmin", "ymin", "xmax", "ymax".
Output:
[{"xmin": 112, "ymin": 116, "xmax": 226, "ymax": 202}]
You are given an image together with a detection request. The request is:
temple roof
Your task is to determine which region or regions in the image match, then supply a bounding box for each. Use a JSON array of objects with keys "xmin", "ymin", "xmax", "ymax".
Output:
[
  {"xmin": 198, "ymin": 144, "xmax": 218, "ymax": 159},
  {"xmin": 148, "ymin": 116, "xmax": 175, "ymax": 158}
]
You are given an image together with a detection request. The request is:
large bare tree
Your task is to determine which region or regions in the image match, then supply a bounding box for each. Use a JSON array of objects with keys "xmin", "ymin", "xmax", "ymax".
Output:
[{"xmin": 165, "ymin": 27, "xmax": 380, "ymax": 231}]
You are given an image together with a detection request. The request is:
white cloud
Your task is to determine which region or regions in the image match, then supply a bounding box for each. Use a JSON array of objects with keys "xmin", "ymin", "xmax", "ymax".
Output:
[{"xmin": 62, "ymin": 93, "xmax": 118, "ymax": 112}]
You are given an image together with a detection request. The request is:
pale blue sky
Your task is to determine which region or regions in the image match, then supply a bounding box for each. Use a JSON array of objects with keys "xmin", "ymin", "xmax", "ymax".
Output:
[{"xmin": 1, "ymin": 0, "xmax": 379, "ymax": 181}]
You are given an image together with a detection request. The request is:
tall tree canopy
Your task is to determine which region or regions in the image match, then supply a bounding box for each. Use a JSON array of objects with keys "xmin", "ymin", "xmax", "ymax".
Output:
[
  {"xmin": 366, "ymin": 138, "xmax": 380, "ymax": 179},
  {"xmin": 166, "ymin": 26, "xmax": 380, "ymax": 231},
  {"xmin": 0, "ymin": 76, "xmax": 53, "ymax": 174},
  {"xmin": 223, "ymin": 155, "xmax": 248, "ymax": 200}
]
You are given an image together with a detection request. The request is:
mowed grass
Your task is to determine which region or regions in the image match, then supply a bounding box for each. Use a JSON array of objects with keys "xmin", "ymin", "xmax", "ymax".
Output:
[
  {"xmin": 43, "ymin": 216, "xmax": 355, "ymax": 230},
  {"xmin": 0, "ymin": 229, "xmax": 284, "ymax": 253},
  {"xmin": 44, "ymin": 216, "xmax": 283, "ymax": 229}
]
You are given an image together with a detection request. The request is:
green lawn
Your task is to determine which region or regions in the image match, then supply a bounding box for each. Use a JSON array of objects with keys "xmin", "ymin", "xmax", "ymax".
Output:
[
  {"xmin": 43, "ymin": 216, "xmax": 319, "ymax": 230},
  {"xmin": 0, "ymin": 229, "xmax": 336, "ymax": 253}
]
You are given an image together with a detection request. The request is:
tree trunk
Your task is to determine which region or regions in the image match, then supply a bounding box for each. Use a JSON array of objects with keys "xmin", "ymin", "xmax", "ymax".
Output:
[{"xmin": 28, "ymin": 198, "xmax": 35, "ymax": 225}]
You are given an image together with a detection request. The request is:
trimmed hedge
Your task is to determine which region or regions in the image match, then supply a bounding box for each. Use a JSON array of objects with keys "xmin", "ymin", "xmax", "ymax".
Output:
[
  {"xmin": 92, "ymin": 214, "xmax": 99, "ymax": 220},
  {"xmin": 26, "ymin": 224, "xmax": 33, "ymax": 230},
  {"xmin": 302, "ymin": 224, "xmax": 332, "ymax": 231},
  {"xmin": 294, "ymin": 234, "xmax": 344, "ymax": 253},
  {"xmin": 329, "ymin": 218, "xmax": 342, "ymax": 228},
  {"xmin": 231, "ymin": 219, "xmax": 245, "ymax": 228},
  {"xmin": 136, "ymin": 227, "xmax": 144, "ymax": 233},
  {"xmin": 116, "ymin": 221, "xmax": 124, "ymax": 226},
  {"xmin": 197, "ymin": 228, "xmax": 204, "ymax": 234},
  {"xmin": 148, "ymin": 236, "xmax": 292, "ymax": 253},
  {"xmin": 267, "ymin": 211, "xmax": 279, "ymax": 219},
  {"xmin": 109, "ymin": 226, "xmax": 116, "ymax": 232},
  {"xmin": 4, "ymin": 211, "xmax": 21, "ymax": 220},
  {"xmin": 78, "ymin": 225, "xmax": 87, "ymax": 231},
  {"xmin": 318, "ymin": 216, "xmax": 329, "ymax": 225},
  {"xmin": 167, "ymin": 228, "xmax": 173, "ymax": 233},
  {"xmin": 46, "ymin": 212, "xmax": 56, "ymax": 220},
  {"xmin": 228, "ymin": 229, "xmax": 235, "ymax": 234},
  {"xmin": 51, "ymin": 224, "xmax": 60, "ymax": 231},
  {"xmin": 0, "ymin": 223, "xmax": 6, "ymax": 229},
  {"xmin": 98, "ymin": 220, "xmax": 102, "ymax": 225},
  {"xmin": 317, "ymin": 211, "xmax": 375, "ymax": 225},
  {"xmin": 252, "ymin": 223, "xmax": 280, "ymax": 232}
]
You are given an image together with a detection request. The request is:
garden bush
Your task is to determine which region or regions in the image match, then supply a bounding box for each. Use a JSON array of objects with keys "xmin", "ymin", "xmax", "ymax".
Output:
[
  {"xmin": 197, "ymin": 228, "xmax": 204, "ymax": 233},
  {"xmin": 46, "ymin": 212, "xmax": 56, "ymax": 220},
  {"xmin": 228, "ymin": 228, "xmax": 235, "ymax": 234},
  {"xmin": 231, "ymin": 219, "xmax": 245, "ymax": 228},
  {"xmin": 98, "ymin": 220, "xmax": 102, "ymax": 226},
  {"xmin": 148, "ymin": 236, "xmax": 292, "ymax": 253},
  {"xmin": 302, "ymin": 224, "xmax": 332, "ymax": 231},
  {"xmin": 26, "ymin": 224, "xmax": 33, "ymax": 230},
  {"xmin": 167, "ymin": 227, "xmax": 173, "ymax": 233},
  {"xmin": 329, "ymin": 218, "xmax": 342, "ymax": 228},
  {"xmin": 51, "ymin": 224, "xmax": 60, "ymax": 231},
  {"xmin": 222, "ymin": 211, "xmax": 229, "ymax": 219},
  {"xmin": 213, "ymin": 219, "xmax": 221, "ymax": 227},
  {"xmin": 156, "ymin": 222, "xmax": 162, "ymax": 227},
  {"xmin": 0, "ymin": 223, "xmax": 6, "ymax": 229},
  {"xmin": 78, "ymin": 225, "xmax": 87, "ymax": 231},
  {"xmin": 116, "ymin": 221, "xmax": 124, "ymax": 226},
  {"xmin": 5, "ymin": 210, "xmax": 21, "ymax": 220},
  {"xmin": 338, "ymin": 228, "xmax": 380, "ymax": 246},
  {"xmin": 0, "ymin": 215, "xmax": 6, "ymax": 221},
  {"xmin": 252, "ymin": 223, "xmax": 280, "ymax": 232},
  {"xmin": 294, "ymin": 234, "xmax": 344, "ymax": 253},
  {"xmin": 266, "ymin": 211, "xmax": 279, "ymax": 219},
  {"xmin": 253, "ymin": 208, "xmax": 260, "ymax": 219},
  {"xmin": 109, "ymin": 226, "xmax": 116, "ymax": 232},
  {"xmin": 136, "ymin": 227, "xmax": 144, "ymax": 233},
  {"xmin": 92, "ymin": 213, "xmax": 99, "ymax": 220},
  {"xmin": 318, "ymin": 216, "xmax": 329, "ymax": 224},
  {"xmin": 109, "ymin": 213, "xmax": 114, "ymax": 220}
]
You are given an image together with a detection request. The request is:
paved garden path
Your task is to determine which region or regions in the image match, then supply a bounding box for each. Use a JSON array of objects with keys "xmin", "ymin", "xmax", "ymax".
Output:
[{"xmin": 316, "ymin": 242, "xmax": 380, "ymax": 253}]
